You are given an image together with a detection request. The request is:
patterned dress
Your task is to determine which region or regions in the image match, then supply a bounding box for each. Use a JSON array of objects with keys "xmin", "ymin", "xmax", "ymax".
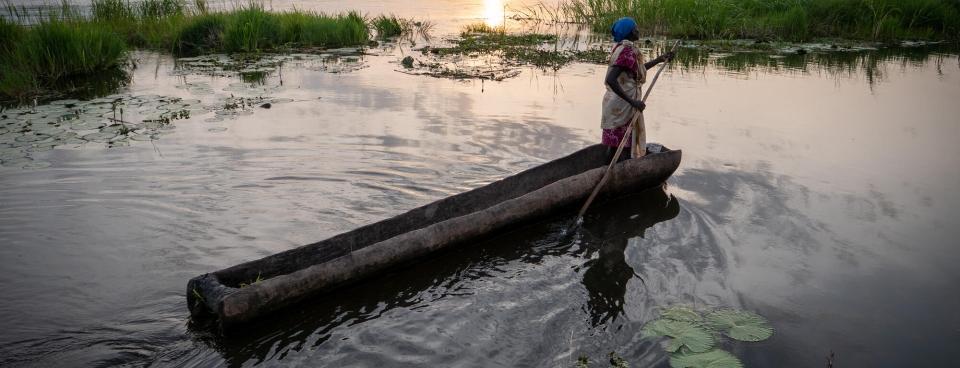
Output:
[{"xmin": 600, "ymin": 40, "xmax": 646, "ymax": 151}]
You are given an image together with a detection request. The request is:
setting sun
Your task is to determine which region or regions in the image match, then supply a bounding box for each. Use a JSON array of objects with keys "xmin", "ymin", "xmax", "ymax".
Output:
[{"xmin": 484, "ymin": 0, "xmax": 505, "ymax": 27}]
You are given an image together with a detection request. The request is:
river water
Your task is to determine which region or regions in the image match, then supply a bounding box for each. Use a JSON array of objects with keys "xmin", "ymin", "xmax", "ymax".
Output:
[{"xmin": 2, "ymin": 1, "xmax": 960, "ymax": 367}]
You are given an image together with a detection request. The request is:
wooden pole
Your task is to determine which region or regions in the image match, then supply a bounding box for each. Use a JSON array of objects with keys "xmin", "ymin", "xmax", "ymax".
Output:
[{"xmin": 573, "ymin": 39, "xmax": 681, "ymax": 225}]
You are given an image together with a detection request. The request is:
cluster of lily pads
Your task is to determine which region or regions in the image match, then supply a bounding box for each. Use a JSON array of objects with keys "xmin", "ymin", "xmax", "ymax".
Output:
[
  {"xmin": 574, "ymin": 306, "xmax": 773, "ymax": 368},
  {"xmin": 173, "ymin": 49, "xmax": 367, "ymax": 80},
  {"xmin": 397, "ymin": 55, "xmax": 523, "ymax": 81},
  {"xmin": 203, "ymin": 94, "xmax": 294, "ymax": 124},
  {"xmin": 641, "ymin": 305, "xmax": 774, "ymax": 368},
  {"xmin": 0, "ymin": 95, "xmax": 194, "ymax": 168},
  {"xmin": 0, "ymin": 89, "xmax": 300, "ymax": 168}
]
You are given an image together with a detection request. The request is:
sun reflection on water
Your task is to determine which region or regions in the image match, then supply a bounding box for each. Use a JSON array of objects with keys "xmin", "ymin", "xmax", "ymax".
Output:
[{"xmin": 484, "ymin": 0, "xmax": 505, "ymax": 27}]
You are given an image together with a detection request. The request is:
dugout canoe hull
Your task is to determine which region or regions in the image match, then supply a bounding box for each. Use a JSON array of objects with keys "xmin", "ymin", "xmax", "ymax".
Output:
[{"xmin": 187, "ymin": 144, "xmax": 682, "ymax": 328}]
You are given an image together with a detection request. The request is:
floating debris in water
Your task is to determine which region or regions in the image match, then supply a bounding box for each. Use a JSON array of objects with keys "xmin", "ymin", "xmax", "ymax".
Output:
[
  {"xmin": 397, "ymin": 33, "xmax": 612, "ymax": 81},
  {"xmin": 0, "ymin": 95, "xmax": 197, "ymax": 168},
  {"xmin": 400, "ymin": 63, "xmax": 522, "ymax": 80},
  {"xmin": 173, "ymin": 52, "xmax": 367, "ymax": 79}
]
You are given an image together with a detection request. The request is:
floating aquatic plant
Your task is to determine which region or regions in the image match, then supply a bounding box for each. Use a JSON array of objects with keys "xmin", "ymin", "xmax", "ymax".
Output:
[
  {"xmin": 641, "ymin": 319, "xmax": 714, "ymax": 353},
  {"xmin": 0, "ymin": 94, "xmax": 225, "ymax": 169},
  {"xmin": 608, "ymin": 352, "xmax": 629, "ymax": 368},
  {"xmin": 669, "ymin": 349, "xmax": 743, "ymax": 368},
  {"xmin": 705, "ymin": 309, "xmax": 774, "ymax": 342},
  {"xmin": 634, "ymin": 305, "xmax": 773, "ymax": 368},
  {"xmin": 371, "ymin": 15, "xmax": 404, "ymax": 38},
  {"xmin": 659, "ymin": 305, "xmax": 702, "ymax": 323},
  {"xmin": 575, "ymin": 355, "xmax": 589, "ymax": 368}
]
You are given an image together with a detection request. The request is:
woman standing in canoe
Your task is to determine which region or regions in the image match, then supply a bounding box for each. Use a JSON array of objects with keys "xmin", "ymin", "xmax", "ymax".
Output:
[{"xmin": 602, "ymin": 17, "xmax": 674, "ymax": 159}]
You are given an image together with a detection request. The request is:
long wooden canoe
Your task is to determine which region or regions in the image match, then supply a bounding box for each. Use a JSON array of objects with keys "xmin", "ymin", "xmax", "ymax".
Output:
[{"xmin": 187, "ymin": 143, "xmax": 681, "ymax": 328}]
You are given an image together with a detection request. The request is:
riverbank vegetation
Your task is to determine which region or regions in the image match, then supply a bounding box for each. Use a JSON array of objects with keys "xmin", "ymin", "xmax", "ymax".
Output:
[
  {"xmin": 0, "ymin": 15, "xmax": 128, "ymax": 100},
  {"xmin": 3, "ymin": 0, "xmax": 958, "ymax": 102},
  {"xmin": 371, "ymin": 15, "xmax": 403, "ymax": 38},
  {"xmin": 0, "ymin": 0, "xmax": 376, "ymax": 101},
  {"xmin": 520, "ymin": 0, "xmax": 960, "ymax": 42}
]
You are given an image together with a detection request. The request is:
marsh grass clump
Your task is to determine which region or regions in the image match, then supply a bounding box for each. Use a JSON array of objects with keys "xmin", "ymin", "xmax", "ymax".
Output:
[
  {"xmin": 0, "ymin": 17, "xmax": 128, "ymax": 100},
  {"xmin": 91, "ymin": 0, "xmax": 186, "ymax": 20},
  {"xmin": 174, "ymin": 6, "xmax": 368, "ymax": 54},
  {"xmin": 277, "ymin": 11, "xmax": 368, "ymax": 49},
  {"xmin": 438, "ymin": 32, "xmax": 557, "ymax": 55},
  {"xmin": 461, "ymin": 22, "xmax": 505, "ymax": 35},
  {"xmin": 371, "ymin": 15, "xmax": 403, "ymax": 38},
  {"xmin": 18, "ymin": 0, "xmax": 369, "ymax": 53},
  {"xmin": 0, "ymin": 1, "xmax": 373, "ymax": 101},
  {"xmin": 435, "ymin": 32, "xmax": 558, "ymax": 66},
  {"xmin": 549, "ymin": 0, "xmax": 960, "ymax": 42},
  {"xmin": 174, "ymin": 13, "xmax": 225, "ymax": 56},
  {"xmin": 136, "ymin": 0, "xmax": 186, "ymax": 19},
  {"xmin": 0, "ymin": 17, "xmax": 21, "ymax": 53},
  {"xmin": 91, "ymin": 0, "xmax": 136, "ymax": 20},
  {"xmin": 222, "ymin": 6, "xmax": 283, "ymax": 52},
  {"xmin": 429, "ymin": 32, "xmax": 607, "ymax": 70},
  {"xmin": 370, "ymin": 15, "xmax": 433, "ymax": 43}
]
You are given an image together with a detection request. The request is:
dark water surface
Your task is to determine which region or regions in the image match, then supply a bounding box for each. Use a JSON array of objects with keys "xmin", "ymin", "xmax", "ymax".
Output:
[{"xmin": 2, "ymin": 2, "xmax": 960, "ymax": 367}]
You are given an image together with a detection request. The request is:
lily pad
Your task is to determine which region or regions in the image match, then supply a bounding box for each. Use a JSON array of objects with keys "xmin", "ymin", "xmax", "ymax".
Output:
[
  {"xmin": 641, "ymin": 319, "xmax": 714, "ymax": 353},
  {"xmin": 1, "ymin": 157, "xmax": 32, "ymax": 167},
  {"xmin": 82, "ymin": 132, "xmax": 118, "ymax": 143},
  {"xmin": 26, "ymin": 142, "xmax": 57, "ymax": 152},
  {"xmin": 50, "ymin": 99, "xmax": 82, "ymax": 106},
  {"xmin": 705, "ymin": 309, "xmax": 773, "ymax": 342},
  {"xmin": 33, "ymin": 127, "xmax": 65, "ymax": 136},
  {"xmin": 22, "ymin": 160, "xmax": 52, "ymax": 169},
  {"xmin": 660, "ymin": 305, "xmax": 702, "ymax": 322},
  {"xmin": 270, "ymin": 97, "xmax": 294, "ymax": 104},
  {"xmin": 70, "ymin": 118, "xmax": 107, "ymax": 131},
  {"xmin": 669, "ymin": 350, "xmax": 743, "ymax": 368},
  {"xmin": 130, "ymin": 133, "xmax": 159, "ymax": 141},
  {"xmin": 15, "ymin": 134, "xmax": 47, "ymax": 143}
]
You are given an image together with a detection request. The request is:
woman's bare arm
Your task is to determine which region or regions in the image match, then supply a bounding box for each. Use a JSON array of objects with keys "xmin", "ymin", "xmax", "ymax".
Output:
[
  {"xmin": 644, "ymin": 51, "xmax": 676, "ymax": 70},
  {"xmin": 605, "ymin": 66, "xmax": 645, "ymax": 111}
]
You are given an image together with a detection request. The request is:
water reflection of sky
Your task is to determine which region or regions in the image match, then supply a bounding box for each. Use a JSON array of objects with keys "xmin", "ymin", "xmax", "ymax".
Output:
[
  {"xmin": 1, "ymin": 1, "xmax": 960, "ymax": 367},
  {"xmin": 11, "ymin": 0, "xmax": 534, "ymax": 32},
  {"xmin": 484, "ymin": 0, "xmax": 506, "ymax": 26}
]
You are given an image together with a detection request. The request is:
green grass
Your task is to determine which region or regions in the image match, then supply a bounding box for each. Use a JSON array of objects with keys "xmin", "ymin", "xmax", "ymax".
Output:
[
  {"xmin": 430, "ymin": 32, "xmax": 588, "ymax": 69},
  {"xmin": 222, "ymin": 6, "xmax": 283, "ymax": 52},
  {"xmin": 85, "ymin": 1, "xmax": 370, "ymax": 53},
  {"xmin": 0, "ymin": 1, "xmax": 373, "ymax": 100},
  {"xmin": 275, "ymin": 10, "xmax": 368, "ymax": 49},
  {"xmin": 0, "ymin": 17, "xmax": 128, "ymax": 100},
  {"xmin": 371, "ymin": 15, "xmax": 403, "ymax": 38},
  {"xmin": 173, "ymin": 13, "xmax": 225, "ymax": 55},
  {"xmin": 461, "ymin": 22, "xmax": 505, "ymax": 35},
  {"xmin": 549, "ymin": 0, "xmax": 960, "ymax": 42}
]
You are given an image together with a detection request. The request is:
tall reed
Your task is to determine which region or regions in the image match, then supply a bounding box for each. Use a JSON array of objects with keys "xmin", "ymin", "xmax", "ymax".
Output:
[
  {"xmin": 0, "ymin": 17, "xmax": 127, "ymax": 99},
  {"xmin": 371, "ymin": 15, "xmax": 403, "ymax": 38},
  {"xmin": 0, "ymin": 1, "xmax": 372, "ymax": 100},
  {"xmin": 554, "ymin": 0, "xmax": 960, "ymax": 41}
]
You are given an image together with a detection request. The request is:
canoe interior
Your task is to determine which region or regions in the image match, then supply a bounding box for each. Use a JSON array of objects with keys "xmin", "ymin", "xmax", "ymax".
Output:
[
  {"xmin": 188, "ymin": 143, "xmax": 680, "ymax": 324},
  {"xmin": 210, "ymin": 144, "xmax": 613, "ymax": 288}
]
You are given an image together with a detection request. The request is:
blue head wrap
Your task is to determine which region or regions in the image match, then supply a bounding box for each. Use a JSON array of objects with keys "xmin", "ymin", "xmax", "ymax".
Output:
[{"xmin": 611, "ymin": 17, "xmax": 637, "ymax": 42}]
